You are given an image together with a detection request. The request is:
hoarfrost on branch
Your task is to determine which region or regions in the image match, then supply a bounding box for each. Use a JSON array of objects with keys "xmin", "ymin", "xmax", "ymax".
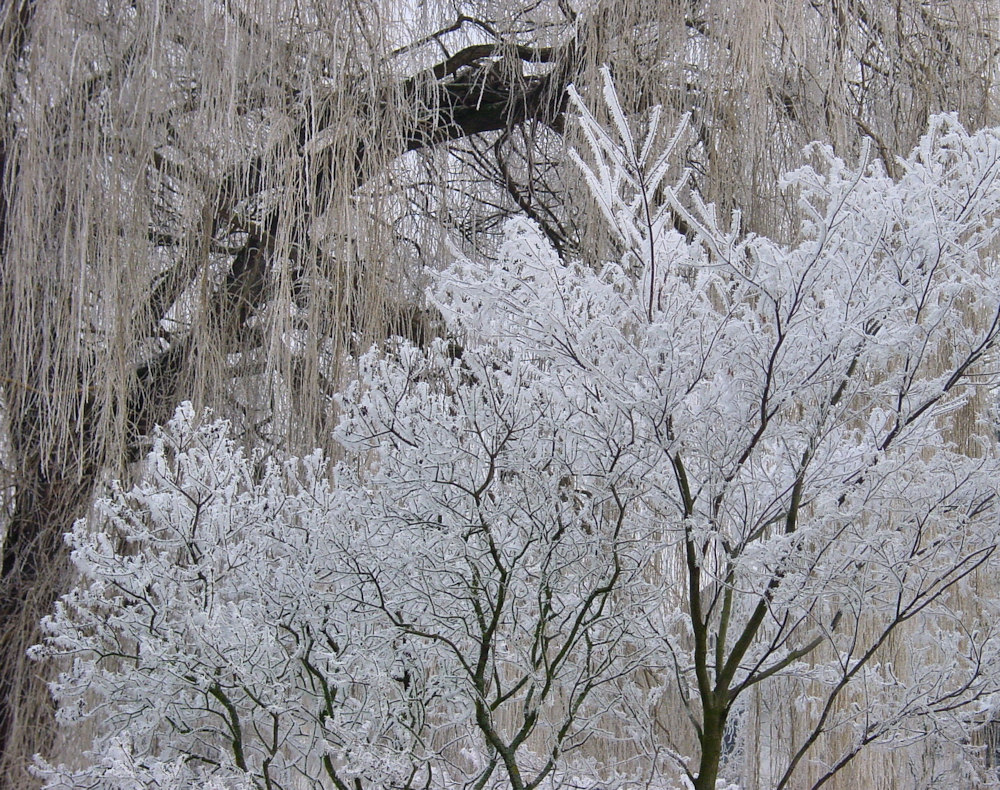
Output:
[{"xmin": 33, "ymin": 82, "xmax": 1000, "ymax": 789}]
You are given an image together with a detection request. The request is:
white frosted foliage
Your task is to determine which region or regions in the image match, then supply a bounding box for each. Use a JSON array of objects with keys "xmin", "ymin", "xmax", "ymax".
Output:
[{"xmin": 33, "ymin": 88, "xmax": 1000, "ymax": 789}]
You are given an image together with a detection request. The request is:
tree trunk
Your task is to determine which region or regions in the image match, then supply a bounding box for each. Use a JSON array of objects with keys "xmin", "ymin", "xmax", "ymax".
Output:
[
  {"xmin": 0, "ymin": 347, "xmax": 185, "ymax": 787},
  {"xmin": 693, "ymin": 702, "xmax": 727, "ymax": 790},
  {"xmin": 0, "ymin": 463, "xmax": 98, "ymax": 786}
]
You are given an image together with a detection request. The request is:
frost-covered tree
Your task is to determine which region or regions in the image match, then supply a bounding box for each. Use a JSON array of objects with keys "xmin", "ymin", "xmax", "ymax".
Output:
[
  {"xmin": 34, "ymin": 410, "xmax": 449, "ymax": 790},
  {"xmin": 4, "ymin": 3, "xmax": 997, "ymax": 781},
  {"xmin": 35, "ymin": 80, "xmax": 1000, "ymax": 789},
  {"xmin": 434, "ymin": 86, "xmax": 1000, "ymax": 788},
  {"xmin": 33, "ymin": 369, "xmax": 657, "ymax": 789}
]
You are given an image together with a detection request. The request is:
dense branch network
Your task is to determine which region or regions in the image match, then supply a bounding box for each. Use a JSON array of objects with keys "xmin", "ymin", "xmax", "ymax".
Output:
[{"xmin": 0, "ymin": 0, "xmax": 997, "ymax": 786}]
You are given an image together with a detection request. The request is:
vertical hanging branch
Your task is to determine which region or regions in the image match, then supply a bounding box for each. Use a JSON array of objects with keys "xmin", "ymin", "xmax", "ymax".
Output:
[
  {"xmin": 0, "ymin": 0, "xmax": 33, "ymax": 254},
  {"xmin": 0, "ymin": 2, "xmax": 68, "ymax": 781}
]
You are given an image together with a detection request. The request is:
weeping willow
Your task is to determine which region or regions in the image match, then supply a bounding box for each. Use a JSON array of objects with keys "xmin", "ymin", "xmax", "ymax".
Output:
[{"xmin": 0, "ymin": 0, "xmax": 995, "ymax": 786}]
